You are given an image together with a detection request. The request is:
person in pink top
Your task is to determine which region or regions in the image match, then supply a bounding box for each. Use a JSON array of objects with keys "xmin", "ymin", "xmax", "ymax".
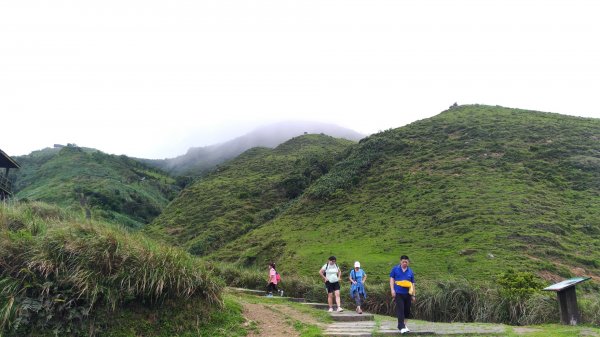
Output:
[{"xmin": 266, "ymin": 262, "xmax": 283, "ymax": 297}]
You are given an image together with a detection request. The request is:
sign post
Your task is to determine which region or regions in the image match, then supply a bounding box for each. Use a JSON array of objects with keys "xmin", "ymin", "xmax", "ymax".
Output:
[{"xmin": 543, "ymin": 277, "xmax": 591, "ymax": 325}]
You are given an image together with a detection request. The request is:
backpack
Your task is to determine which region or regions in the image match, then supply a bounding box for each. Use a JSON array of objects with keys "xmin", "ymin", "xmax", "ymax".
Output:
[{"xmin": 276, "ymin": 272, "xmax": 281, "ymax": 282}]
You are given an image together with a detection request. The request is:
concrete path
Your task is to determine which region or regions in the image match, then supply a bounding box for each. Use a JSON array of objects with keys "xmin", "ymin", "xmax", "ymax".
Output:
[
  {"xmin": 229, "ymin": 288, "xmax": 510, "ymax": 336},
  {"xmin": 323, "ymin": 317, "xmax": 508, "ymax": 336}
]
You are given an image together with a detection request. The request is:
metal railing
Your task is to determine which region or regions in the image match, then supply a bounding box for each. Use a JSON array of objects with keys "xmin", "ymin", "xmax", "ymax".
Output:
[{"xmin": 0, "ymin": 174, "xmax": 12, "ymax": 195}]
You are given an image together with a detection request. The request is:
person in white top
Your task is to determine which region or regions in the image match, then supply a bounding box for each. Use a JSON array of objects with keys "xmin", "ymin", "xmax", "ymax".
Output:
[{"xmin": 319, "ymin": 256, "xmax": 343, "ymax": 312}]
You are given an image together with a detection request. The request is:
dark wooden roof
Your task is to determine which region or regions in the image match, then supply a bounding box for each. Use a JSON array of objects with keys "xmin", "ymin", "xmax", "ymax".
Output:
[{"xmin": 0, "ymin": 149, "xmax": 20, "ymax": 169}]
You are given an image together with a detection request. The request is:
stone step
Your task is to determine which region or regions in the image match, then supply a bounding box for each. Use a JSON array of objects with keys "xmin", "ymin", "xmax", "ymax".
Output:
[
  {"xmin": 301, "ymin": 302, "xmax": 333, "ymax": 309},
  {"xmin": 330, "ymin": 312, "xmax": 374, "ymax": 322},
  {"xmin": 377, "ymin": 329, "xmax": 436, "ymax": 336},
  {"xmin": 323, "ymin": 332, "xmax": 372, "ymax": 337},
  {"xmin": 228, "ymin": 287, "xmax": 265, "ymax": 295},
  {"xmin": 328, "ymin": 322, "xmax": 376, "ymax": 327},
  {"xmin": 227, "ymin": 287, "xmax": 305, "ymax": 302}
]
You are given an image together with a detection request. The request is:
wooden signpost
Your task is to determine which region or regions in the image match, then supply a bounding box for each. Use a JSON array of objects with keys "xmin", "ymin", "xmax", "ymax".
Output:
[{"xmin": 543, "ymin": 277, "xmax": 591, "ymax": 325}]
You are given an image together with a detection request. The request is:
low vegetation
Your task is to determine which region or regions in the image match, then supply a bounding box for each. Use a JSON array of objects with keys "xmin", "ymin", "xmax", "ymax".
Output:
[{"xmin": 0, "ymin": 201, "xmax": 224, "ymax": 336}]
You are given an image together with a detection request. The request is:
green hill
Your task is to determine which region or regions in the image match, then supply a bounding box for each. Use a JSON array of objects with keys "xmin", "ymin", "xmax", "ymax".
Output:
[
  {"xmin": 145, "ymin": 134, "xmax": 355, "ymax": 255},
  {"xmin": 211, "ymin": 105, "xmax": 600, "ymax": 283},
  {"xmin": 12, "ymin": 145, "xmax": 180, "ymax": 228}
]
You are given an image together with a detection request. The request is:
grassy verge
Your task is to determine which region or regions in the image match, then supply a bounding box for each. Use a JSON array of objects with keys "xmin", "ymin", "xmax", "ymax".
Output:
[{"xmin": 0, "ymin": 201, "xmax": 223, "ymax": 336}]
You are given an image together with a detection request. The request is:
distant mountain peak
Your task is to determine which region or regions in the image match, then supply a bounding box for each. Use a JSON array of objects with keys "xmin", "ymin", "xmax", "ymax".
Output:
[{"xmin": 143, "ymin": 121, "xmax": 364, "ymax": 175}]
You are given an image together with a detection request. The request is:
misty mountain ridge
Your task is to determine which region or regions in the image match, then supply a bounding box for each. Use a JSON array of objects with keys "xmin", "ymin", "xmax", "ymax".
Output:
[{"xmin": 143, "ymin": 121, "xmax": 364, "ymax": 175}]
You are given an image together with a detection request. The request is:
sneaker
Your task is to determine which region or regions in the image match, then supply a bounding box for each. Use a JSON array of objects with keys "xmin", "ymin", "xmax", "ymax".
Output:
[
  {"xmin": 279, "ymin": 290, "xmax": 284, "ymax": 297},
  {"xmin": 400, "ymin": 328, "xmax": 409, "ymax": 334},
  {"xmin": 405, "ymin": 326, "xmax": 410, "ymax": 332},
  {"xmin": 357, "ymin": 307, "xmax": 363, "ymax": 314},
  {"xmin": 266, "ymin": 293, "xmax": 273, "ymax": 297},
  {"xmin": 336, "ymin": 307, "xmax": 344, "ymax": 312},
  {"xmin": 328, "ymin": 308, "xmax": 333, "ymax": 312}
]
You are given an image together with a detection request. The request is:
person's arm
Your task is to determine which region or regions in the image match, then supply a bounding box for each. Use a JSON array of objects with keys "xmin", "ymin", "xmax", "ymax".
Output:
[
  {"xmin": 348, "ymin": 272, "xmax": 355, "ymax": 284},
  {"xmin": 362, "ymin": 271, "xmax": 367, "ymax": 284},
  {"xmin": 389, "ymin": 277, "xmax": 396, "ymax": 297},
  {"xmin": 411, "ymin": 273, "xmax": 416, "ymax": 302},
  {"xmin": 337, "ymin": 267, "xmax": 342, "ymax": 281},
  {"xmin": 319, "ymin": 267, "xmax": 327, "ymax": 282}
]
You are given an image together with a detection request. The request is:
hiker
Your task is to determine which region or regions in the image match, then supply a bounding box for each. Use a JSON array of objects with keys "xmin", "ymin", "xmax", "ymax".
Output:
[
  {"xmin": 266, "ymin": 262, "xmax": 283, "ymax": 297},
  {"xmin": 390, "ymin": 255, "xmax": 416, "ymax": 334},
  {"xmin": 349, "ymin": 261, "xmax": 367, "ymax": 314},
  {"xmin": 319, "ymin": 256, "xmax": 343, "ymax": 312}
]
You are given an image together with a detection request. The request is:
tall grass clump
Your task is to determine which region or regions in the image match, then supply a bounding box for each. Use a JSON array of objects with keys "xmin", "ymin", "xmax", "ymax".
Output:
[
  {"xmin": 0, "ymin": 201, "xmax": 222, "ymax": 336},
  {"xmin": 361, "ymin": 277, "xmax": 559, "ymax": 326},
  {"xmin": 580, "ymin": 295, "xmax": 600, "ymax": 326}
]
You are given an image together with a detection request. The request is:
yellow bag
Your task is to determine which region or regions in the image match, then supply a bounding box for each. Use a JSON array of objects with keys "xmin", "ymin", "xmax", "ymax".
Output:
[{"xmin": 395, "ymin": 280, "xmax": 416, "ymax": 296}]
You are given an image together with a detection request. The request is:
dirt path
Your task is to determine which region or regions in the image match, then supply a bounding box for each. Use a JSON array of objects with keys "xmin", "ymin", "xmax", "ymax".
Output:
[{"xmin": 241, "ymin": 300, "xmax": 322, "ymax": 337}]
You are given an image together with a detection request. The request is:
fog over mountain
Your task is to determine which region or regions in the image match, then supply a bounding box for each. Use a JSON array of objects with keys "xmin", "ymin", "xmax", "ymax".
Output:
[{"xmin": 142, "ymin": 121, "xmax": 364, "ymax": 175}]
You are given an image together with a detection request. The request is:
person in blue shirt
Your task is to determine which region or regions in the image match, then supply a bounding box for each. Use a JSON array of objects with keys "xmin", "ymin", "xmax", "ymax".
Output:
[
  {"xmin": 349, "ymin": 261, "xmax": 367, "ymax": 314},
  {"xmin": 389, "ymin": 255, "xmax": 416, "ymax": 334}
]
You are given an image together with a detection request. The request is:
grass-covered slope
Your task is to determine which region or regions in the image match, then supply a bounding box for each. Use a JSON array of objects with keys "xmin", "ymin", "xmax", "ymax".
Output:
[
  {"xmin": 145, "ymin": 134, "xmax": 354, "ymax": 255},
  {"xmin": 0, "ymin": 201, "xmax": 232, "ymax": 337},
  {"xmin": 13, "ymin": 146, "xmax": 180, "ymax": 228},
  {"xmin": 214, "ymin": 105, "xmax": 600, "ymax": 283}
]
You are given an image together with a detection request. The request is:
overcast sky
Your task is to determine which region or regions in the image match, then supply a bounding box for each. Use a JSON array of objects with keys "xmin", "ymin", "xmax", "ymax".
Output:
[{"xmin": 2, "ymin": 0, "xmax": 599, "ymax": 159}]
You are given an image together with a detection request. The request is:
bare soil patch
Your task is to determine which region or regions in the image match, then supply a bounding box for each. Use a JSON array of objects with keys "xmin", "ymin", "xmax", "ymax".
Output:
[{"xmin": 242, "ymin": 301, "xmax": 322, "ymax": 337}]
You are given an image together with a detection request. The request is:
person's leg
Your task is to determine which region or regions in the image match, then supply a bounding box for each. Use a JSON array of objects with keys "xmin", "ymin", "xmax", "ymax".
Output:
[
  {"xmin": 404, "ymin": 294, "xmax": 412, "ymax": 329},
  {"xmin": 325, "ymin": 282, "xmax": 333, "ymax": 309},
  {"xmin": 327, "ymin": 283, "xmax": 334, "ymax": 310},
  {"xmin": 355, "ymin": 293, "xmax": 363, "ymax": 313},
  {"xmin": 354, "ymin": 292, "xmax": 361, "ymax": 306},
  {"xmin": 334, "ymin": 283, "xmax": 343, "ymax": 311},
  {"xmin": 395, "ymin": 294, "xmax": 406, "ymax": 330}
]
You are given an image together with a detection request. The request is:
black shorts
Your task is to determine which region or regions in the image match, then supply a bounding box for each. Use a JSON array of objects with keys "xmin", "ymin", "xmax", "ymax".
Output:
[
  {"xmin": 325, "ymin": 281, "xmax": 340, "ymax": 293},
  {"xmin": 267, "ymin": 282, "xmax": 278, "ymax": 293}
]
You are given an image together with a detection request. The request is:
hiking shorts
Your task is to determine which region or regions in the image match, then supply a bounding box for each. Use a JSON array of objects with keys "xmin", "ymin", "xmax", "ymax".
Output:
[
  {"xmin": 267, "ymin": 282, "xmax": 278, "ymax": 293},
  {"xmin": 325, "ymin": 281, "xmax": 340, "ymax": 293}
]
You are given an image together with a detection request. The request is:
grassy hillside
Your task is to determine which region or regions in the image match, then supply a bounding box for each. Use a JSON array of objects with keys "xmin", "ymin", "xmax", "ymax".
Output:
[
  {"xmin": 143, "ymin": 121, "xmax": 364, "ymax": 176},
  {"xmin": 145, "ymin": 134, "xmax": 355, "ymax": 255},
  {"xmin": 13, "ymin": 145, "xmax": 180, "ymax": 228},
  {"xmin": 0, "ymin": 201, "xmax": 243, "ymax": 337},
  {"xmin": 213, "ymin": 105, "xmax": 600, "ymax": 284}
]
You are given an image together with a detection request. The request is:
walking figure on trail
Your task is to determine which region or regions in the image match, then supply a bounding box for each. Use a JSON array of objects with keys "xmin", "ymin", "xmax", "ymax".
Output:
[
  {"xmin": 349, "ymin": 261, "xmax": 367, "ymax": 314},
  {"xmin": 390, "ymin": 255, "xmax": 416, "ymax": 334},
  {"xmin": 266, "ymin": 262, "xmax": 282, "ymax": 297},
  {"xmin": 319, "ymin": 256, "xmax": 344, "ymax": 312}
]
